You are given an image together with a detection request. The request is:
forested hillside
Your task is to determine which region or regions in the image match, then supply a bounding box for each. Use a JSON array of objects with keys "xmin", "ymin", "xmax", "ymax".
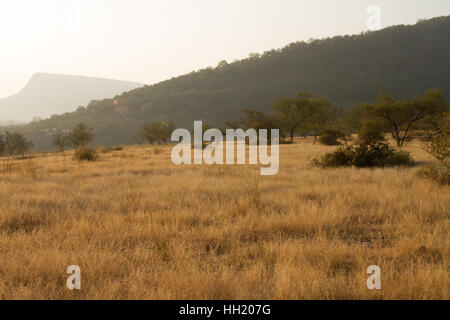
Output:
[{"xmin": 8, "ymin": 16, "xmax": 450, "ymax": 150}]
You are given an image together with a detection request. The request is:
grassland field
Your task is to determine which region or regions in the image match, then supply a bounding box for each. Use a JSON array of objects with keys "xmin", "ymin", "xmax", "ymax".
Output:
[{"xmin": 0, "ymin": 138, "xmax": 448, "ymax": 299}]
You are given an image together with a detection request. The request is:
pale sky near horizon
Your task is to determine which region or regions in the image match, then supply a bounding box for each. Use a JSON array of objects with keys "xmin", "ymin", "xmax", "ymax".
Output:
[{"xmin": 0, "ymin": 0, "xmax": 449, "ymax": 98}]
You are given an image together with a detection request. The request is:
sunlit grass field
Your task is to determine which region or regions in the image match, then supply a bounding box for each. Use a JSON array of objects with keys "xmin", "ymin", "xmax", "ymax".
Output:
[{"xmin": 0, "ymin": 139, "xmax": 448, "ymax": 299}]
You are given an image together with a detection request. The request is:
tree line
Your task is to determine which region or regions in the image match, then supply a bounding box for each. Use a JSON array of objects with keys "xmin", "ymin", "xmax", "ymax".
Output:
[
  {"xmin": 4, "ymin": 87, "xmax": 447, "ymax": 171},
  {"xmin": 132, "ymin": 88, "xmax": 448, "ymax": 148}
]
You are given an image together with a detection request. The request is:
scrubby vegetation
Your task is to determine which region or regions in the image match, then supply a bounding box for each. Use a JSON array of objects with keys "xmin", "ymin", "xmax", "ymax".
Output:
[
  {"xmin": 319, "ymin": 130, "xmax": 346, "ymax": 146},
  {"xmin": 73, "ymin": 146, "xmax": 97, "ymax": 161},
  {"xmin": 313, "ymin": 143, "xmax": 414, "ymax": 168},
  {"xmin": 417, "ymin": 113, "xmax": 450, "ymax": 185}
]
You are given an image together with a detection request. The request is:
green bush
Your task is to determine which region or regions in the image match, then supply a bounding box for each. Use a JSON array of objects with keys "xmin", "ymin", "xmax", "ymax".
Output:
[
  {"xmin": 74, "ymin": 146, "xmax": 97, "ymax": 161},
  {"xmin": 319, "ymin": 130, "xmax": 344, "ymax": 146},
  {"xmin": 416, "ymin": 165, "xmax": 450, "ymax": 185},
  {"xmin": 313, "ymin": 143, "xmax": 414, "ymax": 168},
  {"xmin": 357, "ymin": 121, "xmax": 386, "ymax": 146}
]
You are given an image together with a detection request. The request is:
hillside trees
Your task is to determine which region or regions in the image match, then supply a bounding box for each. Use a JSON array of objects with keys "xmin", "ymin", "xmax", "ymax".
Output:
[
  {"xmin": 51, "ymin": 123, "xmax": 94, "ymax": 152},
  {"xmin": 137, "ymin": 121, "xmax": 176, "ymax": 144}
]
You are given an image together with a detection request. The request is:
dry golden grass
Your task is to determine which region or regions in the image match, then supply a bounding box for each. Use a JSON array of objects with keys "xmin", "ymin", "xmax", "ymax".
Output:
[{"xmin": 0, "ymin": 139, "xmax": 448, "ymax": 299}]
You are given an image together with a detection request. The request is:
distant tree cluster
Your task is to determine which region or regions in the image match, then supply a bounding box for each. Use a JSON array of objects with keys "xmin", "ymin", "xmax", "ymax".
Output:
[
  {"xmin": 53, "ymin": 123, "xmax": 94, "ymax": 152},
  {"xmin": 345, "ymin": 89, "xmax": 448, "ymax": 147},
  {"xmin": 133, "ymin": 89, "xmax": 448, "ymax": 151},
  {"xmin": 223, "ymin": 88, "xmax": 447, "ymax": 168},
  {"xmin": 273, "ymin": 92, "xmax": 337, "ymax": 141},
  {"xmin": 0, "ymin": 132, "xmax": 33, "ymax": 156},
  {"xmin": 136, "ymin": 121, "xmax": 175, "ymax": 144}
]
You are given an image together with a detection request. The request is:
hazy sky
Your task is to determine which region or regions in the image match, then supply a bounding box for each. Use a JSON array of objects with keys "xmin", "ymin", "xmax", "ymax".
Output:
[{"xmin": 0, "ymin": 0, "xmax": 449, "ymax": 98}]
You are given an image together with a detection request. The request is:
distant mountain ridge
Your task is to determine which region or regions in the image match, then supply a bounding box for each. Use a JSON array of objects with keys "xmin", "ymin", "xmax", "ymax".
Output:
[
  {"xmin": 0, "ymin": 73, "xmax": 142, "ymax": 122},
  {"xmin": 7, "ymin": 15, "xmax": 450, "ymax": 150}
]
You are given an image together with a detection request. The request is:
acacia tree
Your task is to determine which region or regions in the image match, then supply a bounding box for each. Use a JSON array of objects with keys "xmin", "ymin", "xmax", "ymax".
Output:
[
  {"xmin": 53, "ymin": 133, "xmax": 71, "ymax": 152},
  {"xmin": 274, "ymin": 92, "xmax": 336, "ymax": 141},
  {"xmin": 138, "ymin": 121, "xmax": 175, "ymax": 144},
  {"xmin": 4, "ymin": 132, "xmax": 33, "ymax": 156},
  {"xmin": 305, "ymin": 97, "xmax": 337, "ymax": 142},
  {"xmin": 362, "ymin": 89, "xmax": 448, "ymax": 147},
  {"xmin": 69, "ymin": 123, "xmax": 94, "ymax": 147},
  {"xmin": 274, "ymin": 93, "xmax": 309, "ymax": 141}
]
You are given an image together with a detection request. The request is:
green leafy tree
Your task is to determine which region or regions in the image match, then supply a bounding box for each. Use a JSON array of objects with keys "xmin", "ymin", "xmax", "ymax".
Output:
[
  {"xmin": 274, "ymin": 95, "xmax": 307, "ymax": 141},
  {"xmin": 69, "ymin": 123, "xmax": 94, "ymax": 147},
  {"xmin": 319, "ymin": 129, "xmax": 346, "ymax": 146},
  {"xmin": 305, "ymin": 97, "xmax": 337, "ymax": 141},
  {"xmin": 274, "ymin": 92, "xmax": 336, "ymax": 141},
  {"xmin": 361, "ymin": 89, "xmax": 448, "ymax": 147},
  {"xmin": 357, "ymin": 118, "xmax": 386, "ymax": 145},
  {"xmin": 4, "ymin": 132, "xmax": 33, "ymax": 156},
  {"xmin": 53, "ymin": 133, "xmax": 71, "ymax": 152},
  {"xmin": 138, "ymin": 121, "xmax": 175, "ymax": 144}
]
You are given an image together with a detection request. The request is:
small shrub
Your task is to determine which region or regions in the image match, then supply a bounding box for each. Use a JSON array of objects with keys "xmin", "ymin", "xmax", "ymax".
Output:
[
  {"xmin": 416, "ymin": 165, "xmax": 450, "ymax": 185},
  {"xmin": 313, "ymin": 143, "xmax": 414, "ymax": 168},
  {"xmin": 319, "ymin": 130, "xmax": 344, "ymax": 146},
  {"xmin": 314, "ymin": 145, "xmax": 354, "ymax": 167},
  {"xmin": 74, "ymin": 147, "xmax": 97, "ymax": 161},
  {"xmin": 387, "ymin": 150, "xmax": 415, "ymax": 166}
]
